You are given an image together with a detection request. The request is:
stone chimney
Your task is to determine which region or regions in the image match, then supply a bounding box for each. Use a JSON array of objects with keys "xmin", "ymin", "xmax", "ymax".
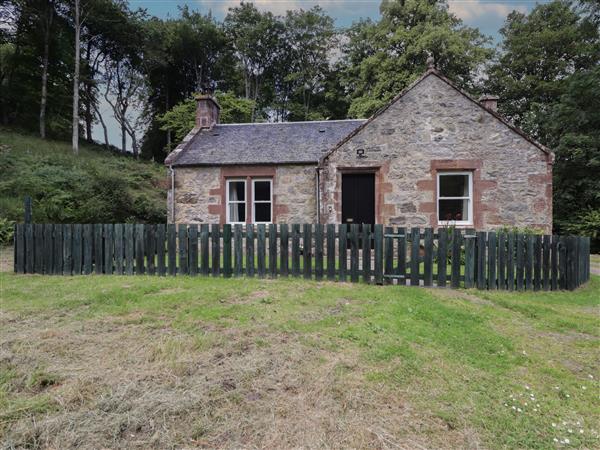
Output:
[
  {"xmin": 479, "ymin": 94, "xmax": 499, "ymax": 112},
  {"xmin": 195, "ymin": 94, "xmax": 220, "ymax": 129}
]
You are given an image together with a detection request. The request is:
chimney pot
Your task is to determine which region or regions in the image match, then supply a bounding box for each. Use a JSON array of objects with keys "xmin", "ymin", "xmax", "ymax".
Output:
[
  {"xmin": 479, "ymin": 94, "xmax": 499, "ymax": 112},
  {"xmin": 195, "ymin": 94, "xmax": 220, "ymax": 129}
]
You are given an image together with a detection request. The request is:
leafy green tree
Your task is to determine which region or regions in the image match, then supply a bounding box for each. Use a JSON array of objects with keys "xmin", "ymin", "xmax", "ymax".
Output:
[
  {"xmin": 548, "ymin": 67, "xmax": 600, "ymax": 248},
  {"xmin": 341, "ymin": 0, "xmax": 492, "ymax": 118},
  {"xmin": 485, "ymin": 0, "xmax": 600, "ymax": 140},
  {"xmin": 158, "ymin": 92, "xmax": 254, "ymax": 145}
]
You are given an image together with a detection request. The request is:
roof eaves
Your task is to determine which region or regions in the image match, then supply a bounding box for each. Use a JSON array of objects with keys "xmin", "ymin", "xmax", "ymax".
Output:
[{"xmin": 164, "ymin": 126, "xmax": 201, "ymax": 166}]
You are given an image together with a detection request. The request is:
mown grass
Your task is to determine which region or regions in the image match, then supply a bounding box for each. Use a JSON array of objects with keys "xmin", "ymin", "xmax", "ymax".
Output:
[{"xmin": 1, "ymin": 271, "xmax": 598, "ymax": 448}]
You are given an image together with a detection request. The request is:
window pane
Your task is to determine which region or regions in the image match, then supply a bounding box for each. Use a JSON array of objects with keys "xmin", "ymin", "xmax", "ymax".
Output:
[
  {"xmin": 228, "ymin": 181, "xmax": 245, "ymax": 201},
  {"xmin": 254, "ymin": 181, "xmax": 271, "ymax": 201},
  {"xmin": 229, "ymin": 203, "xmax": 245, "ymax": 223},
  {"xmin": 439, "ymin": 199, "xmax": 469, "ymax": 222},
  {"xmin": 440, "ymin": 174, "xmax": 468, "ymax": 197},
  {"xmin": 254, "ymin": 202, "xmax": 271, "ymax": 222}
]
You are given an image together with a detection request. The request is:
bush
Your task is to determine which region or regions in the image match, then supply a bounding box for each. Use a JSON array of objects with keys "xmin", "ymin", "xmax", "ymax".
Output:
[
  {"xmin": 0, "ymin": 217, "xmax": 15, "ymax": 245},
  {"xmin": 562, "ymin": 208, "xmax": 600, "ymax": 253}
]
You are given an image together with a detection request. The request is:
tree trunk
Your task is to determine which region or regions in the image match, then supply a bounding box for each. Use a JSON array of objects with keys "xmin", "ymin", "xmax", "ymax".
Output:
[
  {"xmin": 72, "ymin": 0, "xmax": 81, "ymax": 155},
  {"xmin": 39, "ymin": 5, "xmax": 53, "ymax": 139},
  {"xmin": 92, "ymin": 102, "xmax": 109, "ymax": 150},
  {"xmin": 84, "ymin": 41, "xmax": 93, "ymax": 142},
  {"xmin": 121, "ymin": 120, "xmax": 126, "ymax": 154}
]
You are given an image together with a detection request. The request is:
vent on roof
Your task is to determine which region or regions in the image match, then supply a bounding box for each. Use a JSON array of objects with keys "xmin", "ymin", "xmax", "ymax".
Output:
[{"xmin": 318, "ymin": 129, "xmax": 326, "ymax": 133}]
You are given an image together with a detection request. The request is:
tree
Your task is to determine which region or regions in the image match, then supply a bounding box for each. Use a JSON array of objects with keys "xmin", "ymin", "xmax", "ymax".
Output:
[
  {"xmin": 158, "ymin": 91, "xmax": 254, "ymax": 145},
  {"xmin": 485, "ymin": 0, "xmax": 600, "ymax": 141},
  {"xmin": 71, "ymin": 0, "xmax": 81, "ymax": 154},
  {"xmin": 224, "ymin": 2, "xmax": 283, "ymax": 120},
  {"xmin": 38, "ymin": 0, "xmax": 55, "ymax": 139},
  {"xmin": 340, "ymin": 0, "xmax": 492, "ymax": 118},
  {"xmin": 548, "ymin": 67, "xmax": 600, "ymax": 248}
]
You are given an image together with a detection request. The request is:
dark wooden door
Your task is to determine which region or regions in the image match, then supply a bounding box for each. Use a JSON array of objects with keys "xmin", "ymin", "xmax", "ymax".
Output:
[{"xmin": 342, "ymin": 173, "xmax": 375, "ymax": 226}]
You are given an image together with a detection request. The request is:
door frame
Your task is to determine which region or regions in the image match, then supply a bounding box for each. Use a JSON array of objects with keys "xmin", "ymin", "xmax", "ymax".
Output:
[{"xmin": 337, "ymin": 166, "xmax": 382, "ymax": 224}]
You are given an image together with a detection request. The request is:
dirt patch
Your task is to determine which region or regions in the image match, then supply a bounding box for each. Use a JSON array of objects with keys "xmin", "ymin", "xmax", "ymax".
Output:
[
  {"xmin": 0, "ymin": 312, "xmax": 474, "ymax": 449},
  {"xmin": 429, "ymin": 288, "xmax": 494, "ymax": 306}
]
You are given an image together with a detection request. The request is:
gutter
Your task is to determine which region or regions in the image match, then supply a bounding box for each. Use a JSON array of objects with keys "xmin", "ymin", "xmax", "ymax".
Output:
[{"xmin": 169, "ymin": 165, "xmax": 175, "ymax": 223}]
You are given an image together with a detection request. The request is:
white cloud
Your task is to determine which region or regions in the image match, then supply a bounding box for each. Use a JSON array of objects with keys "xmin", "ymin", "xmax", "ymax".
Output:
[{"xmin": 448, "ymin": 1, "xmax": 526, "ymax": 22}]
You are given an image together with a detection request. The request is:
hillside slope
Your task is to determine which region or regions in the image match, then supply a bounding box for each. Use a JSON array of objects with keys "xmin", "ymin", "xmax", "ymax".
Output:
[{"xmin": 0, "ymin": 129, "xmax": 166, "ymax": 224}]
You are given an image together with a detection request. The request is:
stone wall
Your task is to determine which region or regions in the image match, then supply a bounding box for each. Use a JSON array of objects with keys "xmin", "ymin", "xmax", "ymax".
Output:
[
  {"xmin": 320, "ymin": 73, "xmax": 553, "ymax": 233},
  {"xmin": 170, "ymin": 164, "xmax": 316, "ymax": 224}
]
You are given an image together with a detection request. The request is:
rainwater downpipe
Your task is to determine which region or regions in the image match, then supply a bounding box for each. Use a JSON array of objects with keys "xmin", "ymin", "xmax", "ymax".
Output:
[
  {"xmin": 169, "ymin": 165, "xmax": 175, "ymax": 223},
  {"xmin": 316, "ymin": 167, "xmax": 321, "ymax": 224}
]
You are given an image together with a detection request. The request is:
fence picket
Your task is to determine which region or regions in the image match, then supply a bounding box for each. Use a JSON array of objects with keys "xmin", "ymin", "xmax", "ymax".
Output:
[
  {"xmin": 268, "ymin": 223, "xmax": 277, "ymax": 278},
  {"xmin": 103, "ymin": 224, "xmax": 113, "ymax": 275},
  {"xmin": 525, "ymin": 235, "xmax": 534, "ymax": 290},
  {"xmin": 507, "ymin": 232, "xmax": 515, "ymax": 291},
  {"xmin": 124, "ymin": 224, "xmax": 134, "ymax": 275},
  {"xmin": 113, "ymin": 224, "xmax": 123, "ymax": 275},
  {"xmin": 146, "ymin": 224, "xmax": 155, "ymax": 276},
  {"xmin": 53, "ymin": 225, "xmax": 63, "ymax": 275},
  {"xmin": 350, "ymin": 224, "xmax": 359, "ymax": 283},
  {"xmin": 438, "ymin": 229, "xmax": 448, "ymax": 288},
  {"xmin": 516, "ymin": 233, "xmax": 524, "ymax": 291},
  {"xmin": 92, "ymin": 224, "xmax": 102, "ymax": 274},
  {"xmin": 327, "ymin": 224, "xmax": 335, "ymax": 281},
  {"xmin": 497, "ymin": 232, "xmax": 506, "ymax": 290},
  {"xmin": 534, "ymin": 235, "xmax": 542, "ymax": 291},
  {"xmin": 167, "ymin": 224, "xmax": 176, "ymax": 276},
  {"xmin": 487, "ymin": 231, "xmax": 496, "ymax": 290},
  {"xmin": 34, "ymin": 224, "xmax": 43, "ymax": 274},
  {"xmin": 223, "ymin": 224, "xmax": 232, "ymax": 278},
  {"xmin": 211, "ymin": 224, "xmax": 220, "ymax": 276},
  {"xmin": 280, "ymin": 224, "xmax": 289, "ymax": 277},
  {"xmin": 291, "ymin": 224, "xmax": 299, "ymax": 277},
  {"xmin": 362, "ymin": 224, "xmax": 371, "ymax": 284},
  {"xmin": 384, "ymin": 226, "xmax": 393, "ymax": 285},
  {"xmin": 189, "ymin": 224, "xmax": 198, "ymax": 276},
  {"xmin": 135, "ymin": 224, "xmax": 145, "ymax": 275},
  {"xmin": 423, "ymin": 228, "xmax": 433, "ymax": 287},
  {"xmin": 73, "ymin": 224, "xmax": 82, "ymax": 275},
  {"xmin": 247, "ymin": 224, "xmax": 255, "ymax": 277},
  {"xmin": 201, "ymin": 224, "xmax": 209, "ymax": 275},
  {"xmin": 234, "ymin": 224, "xmax": 243, "ymax": 277},
  {"xmin": 410, "ymin": 227, "xmax": 420, "ymax": 286},
  {"xmin": 44, "ymin": 224, "xmax": 55, "ymax": 275},
  {"xmin": 156, "ymin": 224, "xmax": 166, "ymax": 276},
  {"xmin": 303, "ymin": 224, "xmax": 312, "ymax": 280},
  {"xmin": 315, "ymin": 224, "xmax": 324, "ymax": 281},
  {"xmin": 397, "ymin": 227, "xmax": 406, "ymax": 285},
  {"xmin": 25, "ymin": 223, "xmax": 34, "ymax": 273},
  {"xmin": 464, "ymin": 228, "xmax": 475, "ymax": 288},
  {"xmin": 451, "ymin": 228, "xmax": 462, "ymax": 289},
  {"xmin": 257, "ymin": 224, "xmax": 266, "ymax": 278},
  {"xmin": 558, "ymin": 236, "xmax": 567, "ymax": 290},
  {"xmin": 176, "ymin": 224, "xmax": 187, "ymax": 275},
  {"xmin": 63, "ymin": 224, "xmax": 73, "ymax": 275},
  {"xmin": 338, "ymin": 224, "xmax": 347, "ymax": 282},
  {"xmin": 476, "ymin": 231, "xmax": 486, "ymax": 290},
  {"xmin": 374, "ymin": 224, "xmax": 384, "ymax": 285}
]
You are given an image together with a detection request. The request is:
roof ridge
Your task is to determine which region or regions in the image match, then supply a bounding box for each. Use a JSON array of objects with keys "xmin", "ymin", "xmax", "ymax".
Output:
[{"xmin": 214, "ymin": 119, "xmax": 366, "ymax": 127}]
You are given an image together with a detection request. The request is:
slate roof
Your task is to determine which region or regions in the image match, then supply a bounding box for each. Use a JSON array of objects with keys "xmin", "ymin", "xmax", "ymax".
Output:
[{"xmin": 166, "ymin": 119, "xmax": 366, "ymax": 166}]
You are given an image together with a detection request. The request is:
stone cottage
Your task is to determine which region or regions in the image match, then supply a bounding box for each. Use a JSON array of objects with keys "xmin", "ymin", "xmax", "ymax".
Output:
[{"xmin": 165, "ymin": 65, "xmax": 553, "ymax": 232}]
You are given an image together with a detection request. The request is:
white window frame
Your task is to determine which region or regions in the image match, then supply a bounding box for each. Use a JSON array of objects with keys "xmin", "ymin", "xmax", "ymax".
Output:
[
  {"xmin": 252, "ymin": 178, "xmax": 273, "ymax": 224},
  {"xmin": 437, "ymin": 171, "xmax": 473, "ymax": 226},
  {"xmin": 226, "ymin": 178, "xmax": 247, "ymax": 225}
]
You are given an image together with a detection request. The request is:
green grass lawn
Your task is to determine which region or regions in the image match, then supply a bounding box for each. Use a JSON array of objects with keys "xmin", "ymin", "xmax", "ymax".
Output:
[{"xmin": 1, "ymin": 270, "xmax": 598, "ymax": 449}]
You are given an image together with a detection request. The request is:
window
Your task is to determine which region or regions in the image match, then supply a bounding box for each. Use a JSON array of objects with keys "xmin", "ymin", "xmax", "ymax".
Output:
[
  {"xmin": 253, "ymin": 179, "xmax": 272, "ymax": 223},
  {"xmin": 226, "ymin": 179, "xmax": 246, "ymax": 224},
  {"xmin": 437, "ymin": 171, "xmax": 473, "ymax": 225}
]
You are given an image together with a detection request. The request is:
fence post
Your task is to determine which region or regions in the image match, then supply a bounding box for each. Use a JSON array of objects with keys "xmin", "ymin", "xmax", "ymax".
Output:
[
  {"xmin": 464, "ymin": 228, "xmax": 475, "ymax": 289},
  {"xmin": 303, "ymin": 224, "xmax": 312, "ymax": 280},
  {"xmin": 211, "ymin": 224, "xmax": 220, "ymax": 277},
  {"xmin": 438, "ymin": 229, "xmax": 449, "ymax": 288},
  {"xmin": 234, "ymin": 224, "xmax": 243, "ymax": 277},
  {"xmin": 280, "ymin": 224, "xmax": 289, "ymax": 277},
  {"xmin": 189, "ymin": 224, "xmax": 198, "ymax": 276},
  {"xmin": 223, "ymin": 224, "xmax": 232, "ymax": 278},
  {"xmin": 410, "ymin": 227, "xmax": 420, "ymax": 286},
  {"xmin": 257, "ymin": 224, "xmax": 266, "ymax": 278},
  {"xmin": 315, "ymin": 224, "xmax": 324, "ymax": 281},
  {"xmin": 268, "ymin": 223, "xmax": 277, "ymax": 278},
  {"xmin": 338, "ymin": 224, "xmax": 347, "ymax": 282},
  {"xmin": 362, "ymin": 224, "xmax": 372, "ymax": 284},
  {"xmin": 326, "ymin": 224, "xmax": 336, "ymax": 281},
  {"xmin": 476, "ymin": 231, "xmax": 486, "ymax": 290}
]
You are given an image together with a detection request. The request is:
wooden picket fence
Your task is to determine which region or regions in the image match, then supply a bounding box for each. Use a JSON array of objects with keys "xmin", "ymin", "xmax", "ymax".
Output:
[{"xmin": 13, "ymin": 223, "xmax": 591, "ymax": 291}]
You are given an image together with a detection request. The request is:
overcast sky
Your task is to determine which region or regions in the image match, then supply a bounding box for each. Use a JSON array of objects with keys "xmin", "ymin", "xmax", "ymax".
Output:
[{"xmin": 95, "ymin": 0, "xmax": 551, "ymax": 151}]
